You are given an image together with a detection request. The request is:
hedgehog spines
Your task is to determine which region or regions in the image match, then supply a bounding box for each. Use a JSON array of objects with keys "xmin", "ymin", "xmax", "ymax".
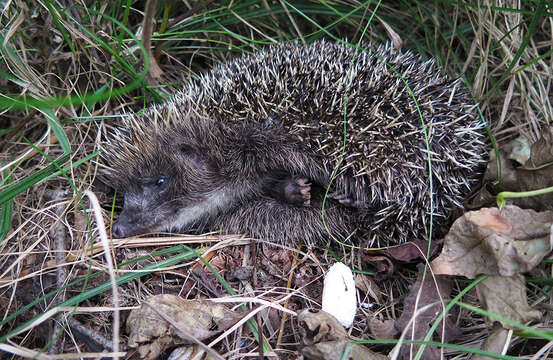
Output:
[{"xmin": 104, "ymin": 40, "xmax": 487, "ymax": 246}]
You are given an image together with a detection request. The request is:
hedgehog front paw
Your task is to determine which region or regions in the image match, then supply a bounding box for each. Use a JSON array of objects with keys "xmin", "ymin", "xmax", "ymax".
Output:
[
  {"xmin": 265, "ymin": 175, "xmax": 312, "ymax": 206},
  {"xmin": 282, "ymin": 178, "xmax": 311, "ymax": 206}
]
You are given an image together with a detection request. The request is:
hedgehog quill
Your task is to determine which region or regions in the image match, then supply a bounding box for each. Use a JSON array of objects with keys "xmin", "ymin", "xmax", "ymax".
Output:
[{"xmin": 103, "ymin": 40, "xmax": 487, "ymax": 247}]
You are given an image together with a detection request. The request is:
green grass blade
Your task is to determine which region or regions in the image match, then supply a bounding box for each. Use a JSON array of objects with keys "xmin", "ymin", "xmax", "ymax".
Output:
[
  {"xmin": 42, "ymin": 108, "xmax": 71, "ymax": 154},
  {"xmin": 0, "ymin": 154, "xmax": 70, "ymax": 205},
  {"xmin": 0, "ymin": 169, "xmax": 13, "ymax": 243},
  {"xmin": 0, "ymin": 246, "xmax": 200, "ymax": 342}
]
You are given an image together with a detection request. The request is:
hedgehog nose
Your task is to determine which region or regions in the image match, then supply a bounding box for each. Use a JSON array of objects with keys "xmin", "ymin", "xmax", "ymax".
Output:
[
  {"xmin": 113, "ymin": 206, "xmax": 143, "ymax": 238},
  {"xmin": 112, "ymin": 221, "xmax": 126, "ymax": 238},
  {"xmin": 113, "ymin": 218, "xmax": 137, "ymax": 238}
]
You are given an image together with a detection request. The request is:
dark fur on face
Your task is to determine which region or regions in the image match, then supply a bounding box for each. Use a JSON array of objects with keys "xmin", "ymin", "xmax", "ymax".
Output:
[{"xmin": 108, "ymin": 118, "xmax": 352, "ymax": 243}]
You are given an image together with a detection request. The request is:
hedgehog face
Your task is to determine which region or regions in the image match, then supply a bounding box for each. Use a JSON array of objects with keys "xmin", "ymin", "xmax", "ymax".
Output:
[{"xmin": 111, "ymin": 133, "xmax": 229, "ymax": 238}]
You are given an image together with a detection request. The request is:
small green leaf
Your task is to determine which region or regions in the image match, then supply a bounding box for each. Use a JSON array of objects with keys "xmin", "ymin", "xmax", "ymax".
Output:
[
  {"xmin": 42, "ymin": 108, "xmax": 71, "ymax": 154},
  {"xmin": 497, "ymin": 193, "xmax": 506, "ymax": 208}
]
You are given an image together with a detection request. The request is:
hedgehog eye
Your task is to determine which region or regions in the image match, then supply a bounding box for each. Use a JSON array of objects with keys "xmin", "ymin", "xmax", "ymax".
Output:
[{"xmin": 155, "ymin": 177, "xmax": 167, "ymax": 187}]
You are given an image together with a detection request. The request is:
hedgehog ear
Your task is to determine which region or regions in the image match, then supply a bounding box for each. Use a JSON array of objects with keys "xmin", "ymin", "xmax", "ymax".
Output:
[
  {"xmin": 177, "ymin": 142, "xmax": 215, "ymax": 171},
  {"xmin": 178, "ymin": 143, "xmax": 195, "ymax": 156},
  {"xmin": 177, "ymin": 142, "xmax": 202, "ymax": 162}
]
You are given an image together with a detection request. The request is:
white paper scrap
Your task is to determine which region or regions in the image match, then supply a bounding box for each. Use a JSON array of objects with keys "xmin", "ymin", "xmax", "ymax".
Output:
[{"xmin": 321, "ymin": 262, "xmax": 357, "ymax": 328}]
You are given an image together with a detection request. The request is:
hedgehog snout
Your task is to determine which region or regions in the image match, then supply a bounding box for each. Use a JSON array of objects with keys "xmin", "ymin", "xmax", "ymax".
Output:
[
  {"xmin": 112, "ymin": 204, "xmax": 148, "ymax": 238},
  {"xmin": 112, "ymin": 210, "xmax": 137, "ymax": 238},
  {"xmin": 112, "ymin": 220, "xmax": 127, "ymax": 238}
]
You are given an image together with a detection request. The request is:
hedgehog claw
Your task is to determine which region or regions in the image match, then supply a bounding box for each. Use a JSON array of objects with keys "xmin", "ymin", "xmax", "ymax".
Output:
[
  {"xmin": 286, "ymin": 178, "xmax": 311, "ymax": 206},
  {"xmin": 328, "ymin": 192, "xmax": 363, "ymax": 207},
  {"xmin": 274, "ymin": 177, "xmax": 311, "ymax": 206}
]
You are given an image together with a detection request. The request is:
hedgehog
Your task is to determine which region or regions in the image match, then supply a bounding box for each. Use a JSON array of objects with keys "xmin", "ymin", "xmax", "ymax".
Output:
[{"xmin": 103, "ymin": 40, "xmax": 488, "ymax": 247}]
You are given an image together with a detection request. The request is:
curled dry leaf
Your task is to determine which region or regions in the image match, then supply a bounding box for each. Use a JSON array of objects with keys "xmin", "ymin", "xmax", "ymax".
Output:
[
  {"xmin": 471, "ymin": 324, "xmax": 510, "ymax": 360},
  {"xmin": 126, "ymin": 294, "xmax": 239, "ymax": 359},
  {"xmin": 300, "ymin": 339, "xmax": 387, "ymax": 360},
  {"xmin": 477, "ymin": 275, "xmax": 541, "ymax": 328},
  {"xmin": 362, "ymin": 253, "xmax": 394, "ymax": 280},
  {"xmin": 297, "ymin": 309, "xmax": 386, "ymax": 360},
  {"xmin": 363, "ymin": 239, "xmax": 442, "ymax": 280},
  {"xmin": 394, "ymin": 264, "xmax": 461, "ymax": 360},
  {"xmin": 484, "ymin": 128, "xmax": 553, "ymax": 210},
  {"xmin": 368, "ymin": 318, "xmax": 397, "ymax": 340},
  {"xmin": 168, "ymin": 345, "xmax": 217, "ymax": 360},
  {"xmin": 378, "ymin": 16, "xmax": 403, "ymax": 50},
  {"xmin": 431, "ymin": 206, "xmax": 553, "ymax": 278},
  {"xmin": 297, "ymin": 308, "xmax": 347, "ymax": 345},
  {"xmin": 505, "ymin": 136, "xmax": 531, "ymax": 165},
  {"xmin": 355, "ymin": 273, "xmax": 383, "ymax": 304},
  {"xmin": 384, "ymin": 238, "xmax": 443, "ymax": 263}
]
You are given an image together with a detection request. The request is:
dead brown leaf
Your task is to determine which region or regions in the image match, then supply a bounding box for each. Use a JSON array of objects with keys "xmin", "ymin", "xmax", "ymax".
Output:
[
  {"xmin": 471, "ymin": 324, "xmax": 510, "ymax": 360},
  {"xmin": 368, "ymin": 318, "xmax": 397, "ymax": 340},
  {"xmin": 301, "ymin": 339, "xmax": 387, "ymax": 360},
  {"xmin": 431, "ymin": 206, "xmax": 553, "ymax": 278},
  {"xmin": 477, "ymin": 275, "xmax": 541, "ymax": 328},
  {"xmin": 485, "ymin": 129, "xmax": 553, "ymax": 210},
  {"xmin": 362, "ymin": 254, "xmax": 394, "ymax": 280},
  {"xmin": 297, "ymin": 308, "xmax": 347, "ymax": 345},
  {"xmin": 297, "ymin": 309, "xmax": 386, "ymax": 360},
  {"xmin": 126, "ymin": 294, "xmax": 240, "ymax": 359},
  {"xmin": 384, "ymin": 238, "xmax": 443, "ymax": 262},
  {"xmin": 191, "ymin": 266, "xmax": 224, "ymax": 297},
  {"xmin": 167, "ymin": 344, "xmax": 217, "ymax": 360},
  {"xmin": 355, "ymin": 274, "xmax": 383, "ymax": 304},
  {"xmin": 394, "ymin": 264, "xmax": 461, "ymax": 360},
  {"xmin": 363, "ymin": 239, "xmax": 442, "ymax": 280}
]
